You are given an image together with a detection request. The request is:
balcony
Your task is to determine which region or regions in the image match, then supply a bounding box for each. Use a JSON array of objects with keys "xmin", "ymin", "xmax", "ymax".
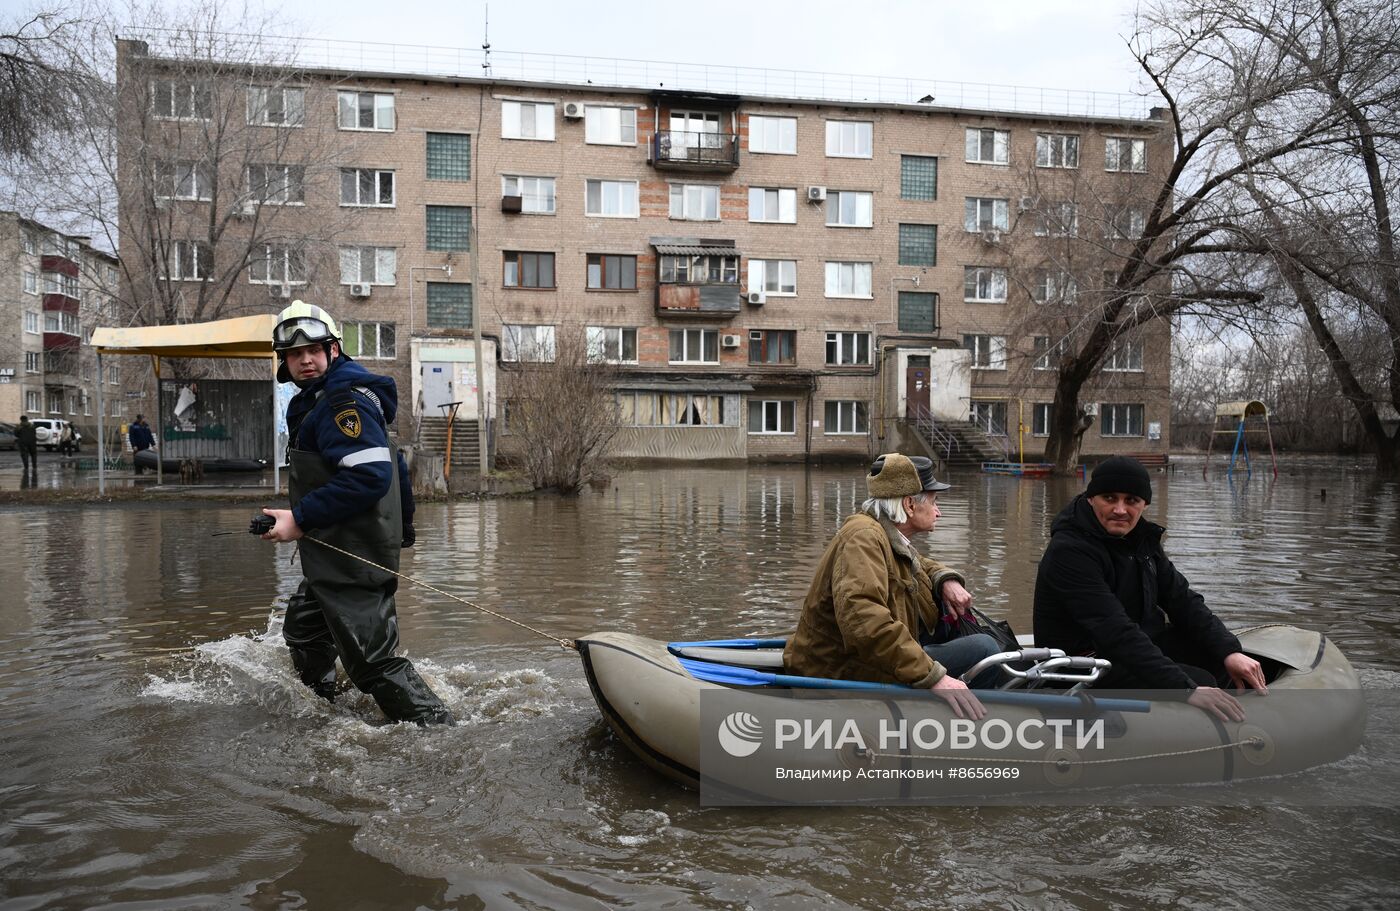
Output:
[
  {"xmin": 653, "ymin": 240, "xmax": 742, "ymax": 318},
  {"xmin": 41, "ymin": 254, "xmax": 79, "ymax": 276},
  {"xmin": 649, "ymin": 130, "xmax": 739, "ymax": 171}
]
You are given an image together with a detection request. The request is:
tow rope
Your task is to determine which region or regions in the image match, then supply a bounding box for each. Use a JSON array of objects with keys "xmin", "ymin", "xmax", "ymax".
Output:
[{"xmin": 299, "ymin": 533, "xmax": 577, "ymax": 652}]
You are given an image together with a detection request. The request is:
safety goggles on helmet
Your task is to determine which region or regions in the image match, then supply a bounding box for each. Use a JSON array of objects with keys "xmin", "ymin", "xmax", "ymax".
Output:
[{"xmin": 273, "ymin": 316, "xmax": 335, "ymax": 350}]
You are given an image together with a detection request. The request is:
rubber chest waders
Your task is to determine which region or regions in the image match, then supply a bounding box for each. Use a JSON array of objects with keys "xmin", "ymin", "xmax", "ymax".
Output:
[{"xmin": 283, "ymin": 401, "xmax": 450, "ymax": 724}]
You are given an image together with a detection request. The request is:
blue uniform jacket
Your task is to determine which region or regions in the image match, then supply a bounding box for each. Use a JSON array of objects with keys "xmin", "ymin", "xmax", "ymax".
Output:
[{"xmin": 286, "ymin": 354, "xmax": 415, "ymax": 532}]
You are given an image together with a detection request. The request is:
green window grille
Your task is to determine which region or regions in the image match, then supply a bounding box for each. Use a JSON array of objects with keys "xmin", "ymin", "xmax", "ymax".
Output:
[
  {"xmin": 900, "ymin": 155, "xmax": 937, "ymax": 200},
  {"xmin": 426, "ymin": 206, "xmax": 472, "ymax": 251},
  {"xmin": 898, "ymin": 291, "xmax": 936, "ymax": 333},
  {"xmin": 426, "ymin": 132, "xmax": 471, "ymax": 181},
  {"xmin": 898, "ymin": 224, "xmax": 937, "ymax": 266},
  {"xmin": 426, "ymin": 282, "xmax": 473, "ymax": 329}
]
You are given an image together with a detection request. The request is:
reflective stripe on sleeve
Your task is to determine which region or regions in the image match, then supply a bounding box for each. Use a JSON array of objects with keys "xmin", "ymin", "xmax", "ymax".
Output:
[{"xmin": 339, "ymin": 446, "xmax": 392, "ymax": 468}]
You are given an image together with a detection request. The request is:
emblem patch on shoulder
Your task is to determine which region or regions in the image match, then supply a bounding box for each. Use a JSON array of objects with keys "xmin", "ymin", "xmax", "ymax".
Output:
[{"xmin": 334, "ymin": 408, "xmax": 362, "ymax": 439}]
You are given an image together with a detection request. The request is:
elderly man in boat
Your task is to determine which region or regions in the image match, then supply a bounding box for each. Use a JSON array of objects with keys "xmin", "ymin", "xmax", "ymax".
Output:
[
  {"xmin": 1034, "ymin": 456, "xmax": 1269, "ymax": 722},
  {"xmin": 783, "ymin": 453, "xmax": 1002, "ymax": 719}
]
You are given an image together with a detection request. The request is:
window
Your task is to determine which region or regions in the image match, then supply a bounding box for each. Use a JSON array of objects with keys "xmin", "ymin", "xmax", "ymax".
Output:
[
  {"xmin": 585, "ymin": 179, "xmax": 639, "ymax": 217},
  {"xmin": 43, "ymin": 272, "xmax": 79, "ymax": 297},
  {"xmin": 748, "ymin": 399, "xmax": 796, "ymax": 434},
  {"xmin": 898, "ymin": 224, "xmax": 937, "ymax": 265},
  {"xmin": 964, "ymin": 266, "xmax": 1008, "ymax": 302},
  {"xmin": 898, "ymin": 291, "xmax": 937, "ymax": 333},
  {"xmin": 154, "ymin": 160, "xmax": 213, "ymax": 200},
  {"xmin": 966, "ymin": 128, "xmax": 1009, "ymax": 164},
  {"xmin": 825, "ymin": 120, "xmax": 873, "ymax": 157},
  {"xmin": 248, "ymin": 164, "xmax": 305, "ymax": 204},
  {"xmin": 108, "ymin": 365, "xmax": 120, "ymax": 385},
  {"xmin": 670, "ymin": 184, "xmax": 720, "ymax": 220},
  {"xmin": 249, "ymin": 244, "xmax": 304, "ymax": 284},
  {"xmin": 1033, "ymin": 336, "xmax": 1070, "ymax": 370},
  {"xmin": 25, "ymin": 351, "xmax": 41, "ymax": 373},
  {"xmin": 825, "ymin": 400, "xmax": 868, "ymax": 435},
  {"xmin": 748, "ymin": 187, "xmax": 797, "ymax": 223},
  {"xmin": 1106, "ymin": 137, "xmax": 1147, "ymax": 172},
  {"xmin": 748, "ymin": 115, "xmax": 797, "ymax": 154},
  {"xmin": 825, "ymin": 331, "xmax": 872, "ymax": 366},
  {"xmin": 152, "ymin": 79, "xmax": 210, "ymax": 119},
  {"xmin": 340, "ymin": 168, "xmax": 394, "ymax": 207},
  {"xmin": 748, "ymin": 329, "xmax": 796, "ymax": 365},
  {"xmin": 1104, "ymin": 340, "xmax": 1144, "ymax": 371},
  {"xmin": 964, "ymin": 197, "xmax": 1009, "ymax": 232},
  {"xmin": 824, "ymin": 261, "xmax": 873, "ymax": 298},
  {"xmin": 426, "ymin": 206, "xmax": 471, "ymax": 251},
  {"xmin": 501, "ymin": 175, "xmax": 556, "ymax": 214},
  {"xmin": 669, "ymin": 328, "xmax": 719, "ymax": 364},
  {"xmin": 164, "ymin": 240, "xmax": 213, "ymax": 281},
  {"xmin": 426, "ymin": 282, "xmax": 472, "ymax": 328},
  {"xmin": 83, "ymin": 393, "xmax": 91, "ymax": 416},
  {"xmin": 587, "ymin": 253, "xmax": 637, "ymax": 290},
  {"xmin": 1101, "ymin": 403, "xmax": 1145, "ymax": 436},
  {"xmin": 24, "ymin": 311, "xmax": 40, "ymax": 333},
  {"xmin": 502, "ymin": 100, "xmax": 554, "ymax": 140},
  {"xmin": 1032, "ymin": 403, "xmax": 1055, "ymax": 436},
  {"xmin": 748, "ymin": 259, "xmax": 797, "ymax": 296},
  {"xmin": 660, "ymin": 254, "xmax": 738, "ymax": 284},
  {"xmin": 586, "ymin": 327, "xmax": 638, "ymax": 364},
  {"xmin": 426, "ymin": 133, "xmax": 471, "ymax": 180},
  {"xmin": 48, "ymin": 392, "xmax": 62, "ymax": 413},
  {"xmin": 503, "ymin": 251, "xmax": 556, "ymax": 289},
  {"xmin": 341, "ymin": 321, "xmax": 396, "ymax": 359},
  {"xmin": 25, "ymin": 390, "xmax": 41, "ymax": 412},
  {"xmin": 23, "ymin": 271, "xmax": 37, "ymax": 295},
  {"xmin": 617, "ymin": 391, "xmax": 727, "ymax": 426},
  {"xmin": 963, "ymin": 334, "xmax": 1007, "ymax": 369},
  {"xmin": 21, "ymin": 228, "xmax": 37, "ymax": 254},
  {"xmin": 1104, "ymin": 206, "xmax": 1147, "ymax": 240},
  {"xmin": 502, "ymin": 325, "xmax": 556, "ymax": 362},
  {"xmin": 585, "ymin": 106, "xmax": 636, "ymax": 144},
  {"xmin": 338, "ymin": 91, "xmax": 395, "ymax": 130},
  {"xmin": 106, "ymin": 265, "xmax": 118, "ymax": 285},
  {"xmin": 1033, "ymin": 271, "xmax": 1077, "ymax": 304},
  {"xmin": 827, "ymin": 190, "xmax": 873, "ymax": 227},
  {"xmin": 109, "ymin": 399, "xmax": 122, "ymax": 417},
  {"xmin": 43, "ymin": 313, "xmax": 58, "ymax": 332},
  {"xmin": 970, "ymin": 400, "xmax": 1008, "ymax": 435},
  {"xmin": 1036, "ymin": 133, "xmax": 1080, "ymax": 168},
  {"xmin": 1034, "ymin": 202, "xmax": 1078, "ymax": 237},
  {"xmin": 900, "ymin": 155, "xmax": 938, "ymax": 200},
  {"xmin": 339, "ymin": 246, "xmax": 397, "ymax": 285},
  {"xmin": 246, "ymin": 85, "xmax": 305, "ymax": 125}
]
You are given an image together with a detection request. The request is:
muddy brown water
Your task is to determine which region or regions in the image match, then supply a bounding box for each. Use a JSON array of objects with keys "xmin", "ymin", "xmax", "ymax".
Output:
[{"xmin": 1, "ymin": 458, "xmax": 1398, "ymax": 909}]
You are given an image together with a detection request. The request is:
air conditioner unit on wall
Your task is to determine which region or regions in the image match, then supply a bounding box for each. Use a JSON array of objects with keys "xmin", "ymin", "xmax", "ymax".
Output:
[
  {"xmin": 981, "ymin": 229, "xmax": 1003, "ymax": 245},
  {"xmin": 807, "ymin": 186, "xmax": 827, "ymax": 202},
  {"xmin": 349, "ymin": 282, "xmax": 372, "ymax": 298},
  {"xmin": 270, "ymin": 283, "xmax": 292, "ymax": 300},
  {"xmin": 1082, "ymin": 402, "xmax": 1099, "ymax": 416},
  {"xmin": 746, "ymin": 291, "xmax": 765, "ymax": 305},
  {"xmin": 501, "ymin": 194, "xmax": 523, "ymax": 213},
  {"xmin": 563, "ymin": 101, "xmax": 584, "ymax": 119},
  {"xmin": 1018, "ymin": 196, "xmax": 1036, "ymax": 212},
  {"xmin": 720, "ymin": 333, "xmax": 742, "ymax": 349}
]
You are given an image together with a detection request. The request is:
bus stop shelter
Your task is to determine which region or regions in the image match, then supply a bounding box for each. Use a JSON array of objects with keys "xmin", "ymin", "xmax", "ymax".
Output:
[{"xmin": 89, "ymin": 314, "xmax": 280, "ymax": 494}]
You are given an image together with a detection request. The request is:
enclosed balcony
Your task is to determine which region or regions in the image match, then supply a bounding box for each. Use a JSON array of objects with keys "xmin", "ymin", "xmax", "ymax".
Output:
[{"xmin": 653, "ymin": 240, "xmax": 742, "ymax": 318}]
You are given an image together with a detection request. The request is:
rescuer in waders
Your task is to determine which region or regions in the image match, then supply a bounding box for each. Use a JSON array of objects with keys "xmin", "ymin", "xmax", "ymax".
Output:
[{"xmin": 259, "ymin": 301, "xmax": 453, "ymax": 726}]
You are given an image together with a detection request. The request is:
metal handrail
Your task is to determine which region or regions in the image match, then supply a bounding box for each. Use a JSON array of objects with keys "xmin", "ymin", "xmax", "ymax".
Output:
[
  {"xmin": 910, "ymin": 405, "xmax": 959, "ymax": 463},
  {"xmin": 652, "ymin": 130, "xmax": 739, "ymax": 165}
]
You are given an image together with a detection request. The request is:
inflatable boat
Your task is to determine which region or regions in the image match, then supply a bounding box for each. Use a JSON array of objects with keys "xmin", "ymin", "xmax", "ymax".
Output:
[{"xmin": 577, "ymin": 625, "xmax": 1364, "ymax": 800}]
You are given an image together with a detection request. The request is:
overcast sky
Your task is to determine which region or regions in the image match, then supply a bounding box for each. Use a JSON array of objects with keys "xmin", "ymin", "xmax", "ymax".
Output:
[{"xmin": 284, "ymin": 0, "xmax": 1149, "ymax": 98}]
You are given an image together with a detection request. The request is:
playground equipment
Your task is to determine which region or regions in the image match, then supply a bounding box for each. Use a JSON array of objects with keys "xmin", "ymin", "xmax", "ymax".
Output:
[{"xmin": 1205, "ymin": 400, "xmax": 1278, "ymax": 479}]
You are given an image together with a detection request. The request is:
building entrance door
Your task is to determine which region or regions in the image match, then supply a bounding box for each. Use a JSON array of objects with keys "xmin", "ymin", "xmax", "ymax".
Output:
[
  {"xmin": 421, "ymin": 362, "xmax": 455, "ymax": 415},
  {"xmin": 906, "ymin": 355, "xmax": 931, "ymax": 417}
]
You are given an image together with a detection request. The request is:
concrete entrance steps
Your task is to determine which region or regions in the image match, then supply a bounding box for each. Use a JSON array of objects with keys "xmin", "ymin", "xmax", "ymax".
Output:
[{"xmin": 416, "ymin": 416, "xmax": 481, "ymax": 470}]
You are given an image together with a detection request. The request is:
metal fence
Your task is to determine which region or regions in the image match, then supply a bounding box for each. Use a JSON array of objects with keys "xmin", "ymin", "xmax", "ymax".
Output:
[{"xmin": 158, "ymin": 379, "xmax": 273, "ymax": 462}]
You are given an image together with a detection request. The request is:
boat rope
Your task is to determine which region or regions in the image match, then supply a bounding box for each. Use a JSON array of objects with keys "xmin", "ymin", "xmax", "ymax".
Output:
[
  {"xmin": 861, "ymin": 736, "xmax": 1265, "ymax": 768},
  {"xmin": 300, "ymin": 534, "xmax": 577, "ymax": 651}
]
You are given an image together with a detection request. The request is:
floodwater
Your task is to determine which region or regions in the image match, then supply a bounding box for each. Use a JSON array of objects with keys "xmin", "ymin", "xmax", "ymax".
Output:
[{"xmin": 1, "ymin": 457, "xmax": 1398, "ymax": 909}]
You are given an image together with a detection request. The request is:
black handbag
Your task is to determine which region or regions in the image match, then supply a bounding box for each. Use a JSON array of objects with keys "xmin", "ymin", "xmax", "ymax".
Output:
[{"xmin": 950, "ymin": 606, "xmax": 1021, "ymax": 653}]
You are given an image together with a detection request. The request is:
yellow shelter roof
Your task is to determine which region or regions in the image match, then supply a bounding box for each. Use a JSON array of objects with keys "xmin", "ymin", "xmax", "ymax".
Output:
[{"xmin": 89, "ymin": 314, "xmax": 278, "ymax": 360}]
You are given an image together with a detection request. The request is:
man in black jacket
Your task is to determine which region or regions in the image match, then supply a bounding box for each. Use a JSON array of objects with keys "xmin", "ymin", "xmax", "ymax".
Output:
[{"xmin": 1034, "ymin": 456, "xmax": 1267, "ymax": 722}]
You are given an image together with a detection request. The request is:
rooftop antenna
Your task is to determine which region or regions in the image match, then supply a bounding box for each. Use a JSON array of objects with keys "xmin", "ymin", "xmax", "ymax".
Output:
[{"xmin": 481, "ymin": 4, "xmax": 492, "ymax": 77}]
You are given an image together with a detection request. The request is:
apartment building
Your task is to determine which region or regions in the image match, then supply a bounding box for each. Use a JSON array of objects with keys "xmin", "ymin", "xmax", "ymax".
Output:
[
  {"xmin": 1, "ymin": 212, "xmax": 124, "ymax": 432},
  {"xmin": 114, "ymin": 38, "xmax": 1171, "ymax": 464}
]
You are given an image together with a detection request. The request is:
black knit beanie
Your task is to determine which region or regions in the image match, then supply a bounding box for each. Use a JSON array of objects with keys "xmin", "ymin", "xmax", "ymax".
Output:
[{"xmin": 1085, "ymin": 456, "xmax": 1152, "ymax": 504}]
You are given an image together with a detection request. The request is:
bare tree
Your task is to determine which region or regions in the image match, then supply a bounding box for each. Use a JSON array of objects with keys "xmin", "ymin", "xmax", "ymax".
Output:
[
  {"xmin": 0, "ymin": 4, "xmax": 100, "ymax": 161},
  {"xmin": 499, "ymin": 325, "xmax": 622, "ymax": 494}
]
